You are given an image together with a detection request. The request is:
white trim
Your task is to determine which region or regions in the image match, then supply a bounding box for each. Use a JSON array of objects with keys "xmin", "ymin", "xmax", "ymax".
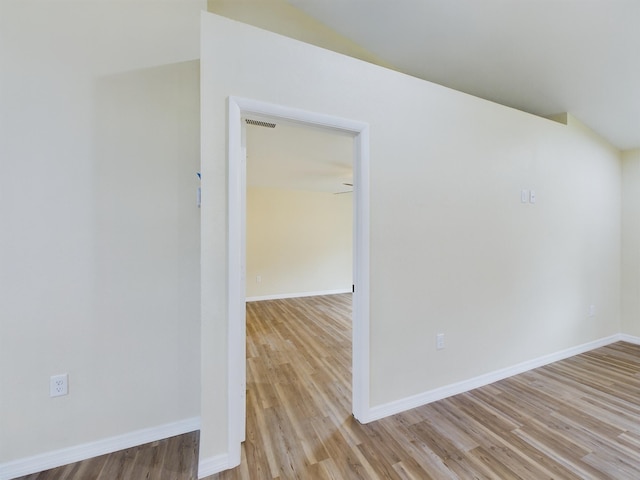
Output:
[
  {"xmin": 362, "ymin": 334, "xmax": 624, "ymax": 423},
  {"xmin": 0, "ymin": 417, "xmax": 200, "ymax": 480},
  {"xmin": 619, "ymin": 333, "xmax": 640, "ymax": 345},
  {"xmin": 246, "ymin": 288, "xmax": 351, "ymax": 302},
  {"xmin": 227, "ymin": 96, "xmax": 244, "ymax": 467},
  {"xmin": 226, "ymin": 97, "xmax": 371, "ymax": 466},
  {"xmin": 351, "ymin": 124, "xmax": 371, "ymax": 422},
  {"xmin": 198, "ymin": 453, "xmax": 232, "ymax": 479}
]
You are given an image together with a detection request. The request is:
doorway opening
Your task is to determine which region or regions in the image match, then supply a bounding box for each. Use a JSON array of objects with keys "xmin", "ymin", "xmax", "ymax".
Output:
[
  {"xmin": 245, "ymin": 119, "xmax": 354, "ymax": 302},
  {"xmin": 227, "ymin": 96, "xmax": 370, "ymax": 464}
]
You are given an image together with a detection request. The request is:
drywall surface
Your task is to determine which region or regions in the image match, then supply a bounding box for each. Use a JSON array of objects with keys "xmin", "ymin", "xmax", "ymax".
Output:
[
  {"xmin": 201, "ymin": 12, "xmax": 621, "ymax": 464},
  {"xmin": 246, "ymin": 187, "xmax": 352, "ymax": 299},
  {"xmin": 0, "ymin": 0, "xmax": 204, "ymax": 464},
  {"xmin": 622, "ymin": 148, "xmax": 640, "ymax": 336}
]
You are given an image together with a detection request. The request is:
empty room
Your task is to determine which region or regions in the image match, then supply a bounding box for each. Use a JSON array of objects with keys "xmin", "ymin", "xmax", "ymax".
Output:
[{"xmin": 2, "ymin": 1, "xmax": 640, "ymax": 479}]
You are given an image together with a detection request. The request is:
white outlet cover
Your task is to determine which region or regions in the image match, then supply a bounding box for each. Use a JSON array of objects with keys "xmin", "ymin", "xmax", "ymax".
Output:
[{"xmin": 50, "ymin": 373, "xmax": 68, "ymax": 397}]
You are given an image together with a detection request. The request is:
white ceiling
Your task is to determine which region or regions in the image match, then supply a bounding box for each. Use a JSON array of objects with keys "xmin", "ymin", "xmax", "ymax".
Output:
[{"xmin": 288, "ymin": 0, "xmax": 640, "ymax": 151}]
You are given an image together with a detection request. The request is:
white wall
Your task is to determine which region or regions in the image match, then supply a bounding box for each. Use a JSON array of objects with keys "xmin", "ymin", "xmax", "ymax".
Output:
[
  {"xmin": 246, "ymin": 187, "xmax": 352, "ymax": 299},
  {"xmin": 201, "ymin": 12, "xmax": 621, "ymax": 469},
  {"xmin": 0, "ymin": 0, "xmax": 204, "ymax": 469},
  {"xmin": 622, "ymin": 148, "xmax": 640, "ymax": 336}
]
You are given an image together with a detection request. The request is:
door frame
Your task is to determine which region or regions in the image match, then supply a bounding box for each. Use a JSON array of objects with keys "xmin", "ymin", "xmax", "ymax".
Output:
[{"xmin": 227, "ymin": 96, "xmax": 371, "ymax": 463}]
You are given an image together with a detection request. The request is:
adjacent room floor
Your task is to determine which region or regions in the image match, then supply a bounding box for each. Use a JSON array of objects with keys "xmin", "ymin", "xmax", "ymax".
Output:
[{"xmin": 16, "ymin": 294, "xmax": 640, "ymax": 479}]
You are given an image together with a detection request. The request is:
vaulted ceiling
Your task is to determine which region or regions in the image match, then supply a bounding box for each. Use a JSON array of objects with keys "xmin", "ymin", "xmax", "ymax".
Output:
[
  {"xmin": 235, "ymin": 0, "xmax": 639, "ymax": 194},
  {"xmin": 287, "ymin": 0, "xmax": 640, "ymax": 151}
]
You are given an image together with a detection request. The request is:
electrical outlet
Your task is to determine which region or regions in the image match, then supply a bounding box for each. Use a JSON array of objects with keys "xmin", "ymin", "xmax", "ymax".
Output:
[
  {"xmin": 50, "ymin": 374, "xmax": 68, "ymax": 397},
  {"xmin": 436, "ymin": 333, "xmax": 445, "ymax": 350},
  {"xmin": 588, "ymin": 305, "xmax": 596, "ymax": 317}
]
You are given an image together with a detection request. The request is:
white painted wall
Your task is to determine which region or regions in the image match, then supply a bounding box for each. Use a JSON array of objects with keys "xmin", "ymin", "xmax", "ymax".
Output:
[
  {"xmin": 0, "ymin": 0, "xmax": 204, "ymax": 467},
  {"xmin": 201, "ymin": 12, "xmax": 621, "ymax": 469},
  {"xmin": 246, "ymin": 187, "xmax": 352, "ymax": 299},
  {"xmin": 622, "ymin": 148, "xmax": 640, "ymax": 336}
]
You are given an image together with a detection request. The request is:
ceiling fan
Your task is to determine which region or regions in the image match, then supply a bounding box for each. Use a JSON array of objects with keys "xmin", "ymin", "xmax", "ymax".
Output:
[{"xmin": 334, "ymin": 182, "xmax": 353, "ymax": 195}]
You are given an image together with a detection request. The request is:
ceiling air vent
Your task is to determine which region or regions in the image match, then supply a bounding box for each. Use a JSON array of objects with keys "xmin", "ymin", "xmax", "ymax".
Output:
[{"xmin": 245, "ymin": 119, "xmax": 276, "ymax": 128}]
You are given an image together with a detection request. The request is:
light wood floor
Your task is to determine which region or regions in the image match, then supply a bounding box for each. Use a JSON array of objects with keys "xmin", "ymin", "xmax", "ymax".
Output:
[{"xmin": 16, "ymin": 294, "xmax": 640, "ymax": 479}]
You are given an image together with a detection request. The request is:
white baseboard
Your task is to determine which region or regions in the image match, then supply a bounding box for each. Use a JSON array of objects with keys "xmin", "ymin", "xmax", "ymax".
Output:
[
  {"xmin": 0, "ymin": 417, "xmax": 200, "ymax": 480},
  {"xmin": 618, "ymin": 333, "xmax": 640, "ymax": 344},
  {"xmin": 246, "ymin": 288, "xmax": 351, "ymax": 302},
  {"xmin": 361, "ymin": 334, "xmax": 623, "ymax": 423},
  {"xmin": 198, "ymin": 453, "xmax": 234, "ymax": 478}
]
